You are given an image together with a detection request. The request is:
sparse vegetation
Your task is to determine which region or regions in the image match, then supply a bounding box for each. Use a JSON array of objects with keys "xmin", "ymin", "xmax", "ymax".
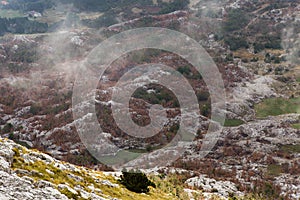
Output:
[
  {"xmin": 0, "ymin": 1, "xmax": 299, "ymax": 199},
  {"xmin": 255, "ymin": 97, "xmax": 300, "ymax": 118},
  {"xmin": 159, "ymin": 0, "xmax": 189, "ymax": 14},
  {"xmin": 82, "ymin": 11, "xmax": 117, "ymax": 28},
  {"xmin": 224, "ymin": 119, "xmax": 245, "ymax": 127},
  {"xmin": 224, "ymin": 35, "xmax": 249, "ymax": 51},
  {"xmin": 10, "ymin": 145, "xmax": 192, "ymax": 200},
  {"xmin": 291, "ymin": 123, "xmax": 300, "ymax": 129},
  {"xmin": 99, "ymin": 150, "xmax": 141, "ymax": 166},
  {"xmin": 0, "ymin": 17, "xmax": 48, "ymax": 36},
  {"xmin": 267, "ymin": 164, "xmax": 282, "ymax": 176},
  {"xmin": 279, "ymin": 144, "xmax": 300, "ymax": 154},
  {"xmin": 132, "ymin": 84, "xmax": 179, "ymax": 108},
  {"xmin": 0, "ymin": 9, "xmax": 23, "ymax": 18},
  {"xmin": 3, "ymin": 0, "xmax": 54, "ymax": 13},
  {"xmin": 222, "ymin": 9, "xmax": 250, "ymax": 33}
]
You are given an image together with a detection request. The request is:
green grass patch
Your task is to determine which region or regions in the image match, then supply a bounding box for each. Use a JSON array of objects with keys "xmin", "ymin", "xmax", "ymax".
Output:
[
  {"xmin": 267, "ymin": 164, "xmax": 282, "ymax": 176},
  {"xmin": 279, "ymin": 144, "xmax": 300, "ymax": 154},
  {"xmin": 224, "ymin": 119, "xmax": 244, "ymax": 127},
  {"xmin": 212, "ymin": 117, "xmax": 244, "ymax": 127},
  {"xmin": 12, "ymin": 156, "xmax": 83, "ymax": 188},
  {"xmin": 255, "ymin": 97, "xmax": 300, "ymax": 118},
  {"xmin": 296, "ymin": 77, "xmax": 300, "ymax": 83},
  {"xmin": 292, "ymin": 123, "xmax": 300, "ymax": 129},
  {"xmin": 0, "ymin": 9, "xmax": 23, "ymax": 18},
  {"xmin": 100, "ymin": 150, "xmax": 141, "ymax": 166}
]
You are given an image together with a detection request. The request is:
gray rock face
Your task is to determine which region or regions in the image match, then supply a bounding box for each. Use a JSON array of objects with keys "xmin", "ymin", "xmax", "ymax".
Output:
[
  {"xmin": 275, "ymin": 174, "xmax": 300, "ymax": 199},
  {"xmin": 0, "ymin": 137, "xmax": 112, "ymax": 200},
  {"xmin": 226, "ymin": 76, "xmax": 278, "ymax": 121},
  {"xmin": 0, "ymin": 193, "xmax": 10, "ymax": 200},
  {"xmin": 185, "ymin": 175, "xmax": 243, "ymax": 198},
  {"xmin": 0, "ymin": 138, "xmax": 68, "ymax": 199},
  {"xmin": 0, "ymin": 170, "xmax": 68, "ymax": 200},
  {"xmin": 0, "ymin": 156, "xmax": 10, "ymax": 172}
]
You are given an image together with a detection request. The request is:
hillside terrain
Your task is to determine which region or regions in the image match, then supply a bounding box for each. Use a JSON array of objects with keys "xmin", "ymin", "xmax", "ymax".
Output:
[
  {"xmin": 0, "ymin": 136, "xmax": 207, "ymax": 199},
  {"xmin": 0, "ymin": 0, "xmax": 299, "ymax": 199}
]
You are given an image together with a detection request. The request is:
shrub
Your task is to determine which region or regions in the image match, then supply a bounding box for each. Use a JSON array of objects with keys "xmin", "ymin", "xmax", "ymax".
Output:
[
  {"xmin": 197, "ymin": 91, "xmax": 210, "ymax": 101},
  {"xmin": 250, "ymin": 57, "xmax": 259, "ymax": 62},
  {"xmin": 224, "ymin": 35, "xmax": 249, "ymax": 51},
  {"xmin": 222, "ymin": 9, "xmax": 249, "ymax": 33},
  {"xmin": 82, "ymin": 12, "xmax": 117, "ymax": 28},
  {"xmin": 264, "ymin": 53, "xmax": 271, "ymax": 63},
  {"xmin": 225, "ymin": 53, "xmax": 234, "ymax": 62},
  {"xmin": 4, "ymin": 0, "xmax": 54, "ymax": 13},
  {"xmin": 201, "ymin": 103, "xmax": 211, "ymax": 117},
  {"xmin": 10, "ymin": 43, "xmax": 38, "ymax": 63},
  {"xmin": 177, "ymin": 65, "xmax": 191, "ymax": 76},
  {"xmin": 274, "ymin": 56, "xmax": 281, "ymax": 64},
  {"xmin": 119, "ymin": 169, "xmax": 156, "ymax": 193},
  {"xmin": 254, "ymin": 42, "xmax": 265, "ymax": 53},
  {"xmin": 2, "ymin": 123, "xmax": 13, "ymax": 134},
  {"xmin": 159, "ymin": 0, "xmax": 189, "ymax": 14},
  {"xmin": 29, "ymin": 103, "xmax": 43, "ymax": 115},
  {"xmin": 211, "ymin": 188, "xmax": 218, "ymax": 193}
]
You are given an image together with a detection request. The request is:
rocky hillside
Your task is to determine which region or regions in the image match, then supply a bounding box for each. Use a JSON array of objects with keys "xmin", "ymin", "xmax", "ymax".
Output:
[
  {"xmin": 0, "ymin": 136, "xmax": 254, "ymax": 199},
  {"xmin": 0, "ymin": 136, "xmax": 178, "ymax": 199},
  {"xmin": 0, "ymin": 0, "xmax": 299, "ymax": 199}
]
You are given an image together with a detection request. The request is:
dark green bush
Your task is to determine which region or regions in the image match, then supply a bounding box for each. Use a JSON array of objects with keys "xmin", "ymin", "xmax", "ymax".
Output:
[
  {"xmin": 224, "ymin": 35, "xmax": 249, "ymax": 51},
  {"xmin": 2, "ymin": 123, "xmax": 13, "ymax": 134},
  {"xmin": 4, "ymin": 0, "xmax": 54, "ymax": 13},
  {"xmin": 133, "ymin": 85, "xmax": 179, "ymax": 107},
  {"xmin": 159, "ymin": 0, "xmax": 189, "ymax": 14},
  {"xmin": 0, "ymin": 17, "xmax": 48, "ymax": 36},
  {"xmin": 197, "ymin": 91, "xmax": 210, "ymax": 101},
  {"xmin": 225, "ymin": 53, "xmax": 234, "ymax": 62},
  {"xmin": 177, "ymin": 66, "xmax": 191, "ymax": 75},
  {"xmin": 254, "ymin": 42, "xmax": 265, "ymax": 53},
  {"xmin": 119, "ymin": 169, "xmax": 156, "ymax": 193},
  {"xmin": 29, "ymin": 103, "xmax": 43, "ymax": 115},
  {"xmin": 201, "ymin": 103, "xmax": 211, "ymax": 117},
  {"xmin": 251, "ymin": 57, "xmax": 259, "ymax": 62},
  {"xmin": 222, "ymin": 9, "xmax": 250, "ymax": 33}
]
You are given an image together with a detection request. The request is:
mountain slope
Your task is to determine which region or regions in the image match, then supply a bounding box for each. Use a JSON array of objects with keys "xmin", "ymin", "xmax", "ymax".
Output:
[{"xmin": 0, "ymin": 136, "xmax": 193, "ymax": 200}]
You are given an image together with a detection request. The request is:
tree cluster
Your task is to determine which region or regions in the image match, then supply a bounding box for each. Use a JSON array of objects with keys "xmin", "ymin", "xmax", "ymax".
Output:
[
  {"xmin": 3, "ymin": 0, "xmax": 54, "ymax": 13},
  {"xmin": 0, "ymin": 17, "xmax": 48, "ymax": 36}
]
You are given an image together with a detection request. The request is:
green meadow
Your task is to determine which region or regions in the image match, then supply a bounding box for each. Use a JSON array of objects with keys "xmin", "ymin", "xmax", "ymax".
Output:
[{"xmin": 255, "ymin": 97, "xmax": 300, "ymax": 118}]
